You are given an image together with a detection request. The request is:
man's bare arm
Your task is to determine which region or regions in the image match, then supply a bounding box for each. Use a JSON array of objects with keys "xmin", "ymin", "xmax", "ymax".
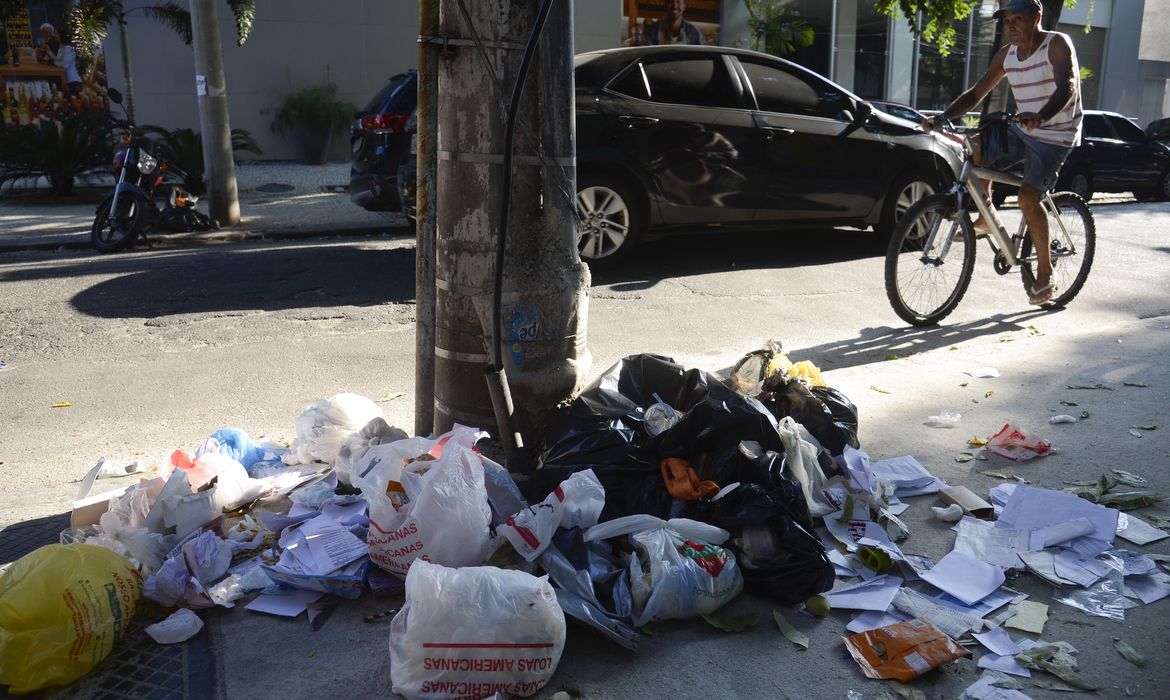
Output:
[{"xmin": 925, "ymin": 46, "xmax": 1008, "ymax": 131}]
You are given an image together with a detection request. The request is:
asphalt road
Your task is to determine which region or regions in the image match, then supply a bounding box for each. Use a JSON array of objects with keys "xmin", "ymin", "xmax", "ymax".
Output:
[{"xmin": 1, "ymin": 199, "xmax": 1169, "ymax": 698}]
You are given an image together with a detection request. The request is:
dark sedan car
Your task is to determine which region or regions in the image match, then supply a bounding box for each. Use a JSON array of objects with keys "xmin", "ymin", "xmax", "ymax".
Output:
[
  {"xmin": 573, "ymin": 46, "xmax": 962, "ymax": 263},
  {"xmin": 870, "ymin": 100, "xmax": 927, "ymax": 124},
  {"xmin": 349, "ymin": 70, "xmax": 417, "ymax": 211},
  {"xmin": 1060, "ymin": 110, "xmax": 1170, "ymax": 201}
]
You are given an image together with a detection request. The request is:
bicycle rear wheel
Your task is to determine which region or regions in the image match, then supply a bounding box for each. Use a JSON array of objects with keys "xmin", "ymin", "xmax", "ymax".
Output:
[
  {"xmin": 885, "ymin": 193, "xmax": 977, "ymax": 326},
  {"xmin": 1020, "ymin": 192, "xmax": 1095, "ymax": 307}
]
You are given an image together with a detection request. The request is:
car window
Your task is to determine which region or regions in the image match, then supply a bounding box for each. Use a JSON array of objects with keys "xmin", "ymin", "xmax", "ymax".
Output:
[
  {"xmin": 739, "ymin": 60, "xmax": 848, "ymax": 119},
  {"xmin": 1107, "ymin": 115, "xmax": 1146, "ymax": 143},
  {"xmin": 1082, "ymin": 114, "xmax": 1115, "ymax": 140},
  {"xmin": 363, "ymin": 73, "xmax": 415, "ymax": 115},
  {"xmin": 610, "ymin": 57, "xmax": 740, "ymax": 109}
]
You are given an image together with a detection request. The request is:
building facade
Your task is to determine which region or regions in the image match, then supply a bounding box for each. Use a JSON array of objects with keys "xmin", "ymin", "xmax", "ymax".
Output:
[{"xmin": 100, "ymin": 0, "xmax": 1168, "ymax": 162}]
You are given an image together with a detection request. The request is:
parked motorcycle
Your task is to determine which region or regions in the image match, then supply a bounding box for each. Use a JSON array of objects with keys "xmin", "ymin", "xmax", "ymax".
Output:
[{"xmin": 91, "ymin": 89, "xmax": 218, "ymax": 253}]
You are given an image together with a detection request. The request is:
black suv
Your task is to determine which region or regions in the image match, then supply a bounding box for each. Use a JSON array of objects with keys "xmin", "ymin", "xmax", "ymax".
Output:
[{"xmin": 349, "ymin": 71, "xmax": 417, "ymax": 211}]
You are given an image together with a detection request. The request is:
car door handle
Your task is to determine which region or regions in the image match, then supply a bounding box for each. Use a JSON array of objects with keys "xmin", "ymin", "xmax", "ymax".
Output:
[
  {"xmin": 619, "ymin": 115, "xmax": 659, "ymax": 128},
  {"xmin": 761, "ymin": 126, "xmax": 795, "ymax": 139}
]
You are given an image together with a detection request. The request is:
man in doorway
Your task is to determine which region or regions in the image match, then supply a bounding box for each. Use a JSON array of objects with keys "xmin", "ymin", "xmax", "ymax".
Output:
[
  {"xmin": 925, "ymin": 0, "xmax": 1082, "ymax": 306},
  {"xmin": 644, "ymin": 0, "xmax": 705, "ymax": 46}
]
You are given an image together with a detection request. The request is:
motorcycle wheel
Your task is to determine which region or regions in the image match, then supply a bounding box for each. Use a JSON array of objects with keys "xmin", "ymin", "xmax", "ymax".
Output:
[{"xmin": 92, "ymin": 192, "xmax": 147, "ymax": 253}]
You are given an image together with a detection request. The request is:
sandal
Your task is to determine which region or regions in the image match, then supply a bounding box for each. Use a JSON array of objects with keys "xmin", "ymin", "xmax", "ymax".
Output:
[{"xmin": 1028, "ymin": 281, "xmax": 1056, "ymax": 306}]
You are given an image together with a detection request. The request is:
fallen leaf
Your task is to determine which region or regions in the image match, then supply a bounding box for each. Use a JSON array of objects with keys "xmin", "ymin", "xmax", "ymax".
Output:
[
  {"xmin": 1130, "ymin": 424, "xmax": 1157, "ymax": 431},
  {"xmin": 960, "ymin": 382, "xmax": 969, "ymax": 387},
  {"xmin": 771, "ymin": 610, "xmax": 809, "ymax": 650},
  {"xmin": 1128, "ymin": 429, "xmax": 1143, "ymax": 438},
  {"xmin": 1113, "ymin": 638, "xmax": 1147, "ymax": 667},
  {"xmin": 869, "ymin": 385, "xmax": 891, "ymax": 394},
  {"xmin": 955, "ymin": 453, "xmax": 974, "ymax": 463},
  {"xmin": 1016, "ymin": 644, "xmax": 1096, "ymax": 690},
  {"xmin": 1060, "ymin": 400, "xmax": 1078, "ymax": 406},
  {"xmin": 1080, "ymin": 411, "xmax": 1090, "ymax": 420},
  {"xmin": 885, "ymin": 354, "xmax": 900, "ymax": 361},
  {"xmin": 968, "ymin": 437, "xmax": 988, "ymax": 446},
  {"xmin": 130, "ymin": 450, "xmax": 145, "ymax": 456},
  {"xmin": 1032, "ymin": 679, "xmax": 1081, "ymax": 692},
  {"xmin": 377, "ymin": 392, "xmax": 406, "ymax": 403},
  {"xmin": 1026, "ymin": 325, "xmax": 1044, "ymax": 336},
  {"xmin": 984, "ymin": 390, "xmax": 995, "ymax": 398},
  {"xmin": 1122, "ymin": 381, "xmax": 1148, "ymax": 387},
  {"xmin": 1110, "ymin": 469, "xmax": 1149, "ymax": 487},
  {"xmin": 51, "ymin": 402, "xmax": 73, "ymax": 408},
  {"xmin": 981, "ymin": 470, "xmax": 1015, "ymax": 480},
  {"xmin": 702, "ymin": 611, "xmax": 760, "ymax": 633},
  {"xmin": 1067, "ymin": 383, "xmax": 1111, "ymax": 390},
  {"xmin": 949, "ymin": 346, "xmax": 959, "ymax": 351}
]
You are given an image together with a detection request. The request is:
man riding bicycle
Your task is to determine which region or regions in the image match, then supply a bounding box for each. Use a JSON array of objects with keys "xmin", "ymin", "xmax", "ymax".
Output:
[{"xmin": 924, "ymin": 0, "xmax": 1083, "ymax": 306}]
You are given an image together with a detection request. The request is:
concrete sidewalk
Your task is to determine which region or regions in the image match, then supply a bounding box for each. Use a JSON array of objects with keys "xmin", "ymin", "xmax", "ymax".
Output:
[{"xmin": 0, "ymin": 162, "xmax": 412, "ymax": 252}]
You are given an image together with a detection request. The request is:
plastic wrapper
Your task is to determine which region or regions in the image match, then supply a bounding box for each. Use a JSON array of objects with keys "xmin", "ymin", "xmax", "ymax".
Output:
[
  {"xmin": 145, "ymin": 608, "xmax": 204, "ymax": 644},
  {"xmin": 843, "ymin": 618, "xmax": 971, "ymax": 682},
  {"xmin": 499, "ymin": 470, "xmax": 605, "ymax": 561},
  {"xmin": 1053, "ymin": 574, "xmax": 1129, "ymax": 621},
  {"xmin": 284, "ymin": 393, "xmax": 383, "ymax": 466},
  {"xmin": 987, "ymin": 423, "xmax": 1052, "ymax": 461},
  {"xmin": 389, "ymin": 561, "xmax": 565, "ymax": 699},
  {"xmin": 0, "ymin": 544, "xmax": 143, "ymax": 694}
]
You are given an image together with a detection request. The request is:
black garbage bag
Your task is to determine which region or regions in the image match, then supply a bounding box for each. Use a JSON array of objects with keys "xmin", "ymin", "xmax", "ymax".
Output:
[
  {"xmin": 758, "ymin": 380, "xmax": 860, "ymax": 458},
  {"xmin": 534, "ymin": 353, "xmax": 835, "ymax": 603},
  {"xmin": 685, "ymin": 480, "xmax": 834, "ymax": 605}
]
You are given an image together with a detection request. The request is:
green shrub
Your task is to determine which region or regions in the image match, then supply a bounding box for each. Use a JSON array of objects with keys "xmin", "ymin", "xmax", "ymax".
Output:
[
  {"xmin": 140, "ymin": 125, "xmax": 262, "ymax": 194},
  {"xmin": 268, "ymin": 82, "xmax": 355, "ymax": 164},
  {"xmin": 0, "ymin": 112, "xmax": 118, "ymax": 196}
]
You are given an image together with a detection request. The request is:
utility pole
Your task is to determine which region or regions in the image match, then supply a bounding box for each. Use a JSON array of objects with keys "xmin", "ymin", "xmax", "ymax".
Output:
[
  {"xmin": 415, "ymin": 0, "xmax": 439, "ymax": 437},
  {"xmin": 190, "ymin": 0, "xmax": 240, "ymax": 226},
  {"xmin": 432, "ymin": 0, "xmax": 590, "ymax": 456}
]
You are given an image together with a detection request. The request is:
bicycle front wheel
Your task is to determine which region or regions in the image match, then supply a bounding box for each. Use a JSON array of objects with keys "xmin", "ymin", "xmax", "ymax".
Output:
[
  {"xmin": 1020, "ymin": 192, "xmax": 1095, "ymax": 307},
  {"xmin": 885, "ymin": 193, "xmax": 977, "ymax": 326}
]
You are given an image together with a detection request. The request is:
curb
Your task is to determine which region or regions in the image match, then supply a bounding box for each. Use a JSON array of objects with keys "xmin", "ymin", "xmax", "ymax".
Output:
[{"xmin": 0, "ymin": 223, "xmax": 414, "ymax": 254}]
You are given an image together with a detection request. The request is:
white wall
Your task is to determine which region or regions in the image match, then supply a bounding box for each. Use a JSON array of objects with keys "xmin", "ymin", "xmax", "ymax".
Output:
[{"xmin": 104, "ymin": 0, "xmax": 419, "ymax": 161}]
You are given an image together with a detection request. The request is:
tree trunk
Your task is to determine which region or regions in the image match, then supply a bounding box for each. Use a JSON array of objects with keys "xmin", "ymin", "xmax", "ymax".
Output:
[
  {"xmin": 190, "ymin": 0, "xmax": 240, "ymax": 226},
  {"xmin": 116, "ymin": 16, "xmax": 136, "ymax": 124}
]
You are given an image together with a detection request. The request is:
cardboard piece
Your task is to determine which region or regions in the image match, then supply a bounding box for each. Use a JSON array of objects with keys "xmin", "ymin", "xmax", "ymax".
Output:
[
  {"xmin": 939, "ymin": 485, "xmax": 994, "ymax": 518},
  {"xmin": 843, "ymin": 618, "xmax": 971, "ymax": 681}
]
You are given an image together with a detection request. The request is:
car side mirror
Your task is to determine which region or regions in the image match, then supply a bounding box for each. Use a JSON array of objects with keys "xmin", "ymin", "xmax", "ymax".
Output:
[{"xmin": 854, "ymin": 101, "xmax": 873, "ymax": 125}]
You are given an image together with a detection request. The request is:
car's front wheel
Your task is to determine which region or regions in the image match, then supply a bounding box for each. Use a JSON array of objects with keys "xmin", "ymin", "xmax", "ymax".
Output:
[
  {"xmin": 878, "ymin": 170, "xmax": 939, "ymax": 240},
  {"xmin": 1064, "ymin": 168, "xmax": 1094, "ymax": 201},
  {"xmin": 575, "ymin": 174, "xmax": 643, "ymax": 265}
]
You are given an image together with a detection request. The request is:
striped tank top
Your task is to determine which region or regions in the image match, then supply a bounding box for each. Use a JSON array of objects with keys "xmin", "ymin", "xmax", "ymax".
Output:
[{"xmin": 1004, "ymin": 32, "xmax": 1083, "ymax": 147}]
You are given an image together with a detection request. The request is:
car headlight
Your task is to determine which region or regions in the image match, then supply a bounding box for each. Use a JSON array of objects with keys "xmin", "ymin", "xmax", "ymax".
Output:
[{"xmin": 137, "ymin": 150, "xmax": 158, "ymax": 175}]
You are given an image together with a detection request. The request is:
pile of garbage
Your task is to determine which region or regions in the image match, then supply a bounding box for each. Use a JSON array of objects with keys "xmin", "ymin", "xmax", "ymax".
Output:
[{"xmin": 1, "ymin": 342, "xmax": 1167, "ymax": 699}]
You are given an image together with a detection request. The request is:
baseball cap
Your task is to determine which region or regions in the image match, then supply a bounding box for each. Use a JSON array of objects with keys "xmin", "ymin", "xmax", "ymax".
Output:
[{"xmin": 993, "ymin": 0, "xmax": 1042, "ymax": 19}]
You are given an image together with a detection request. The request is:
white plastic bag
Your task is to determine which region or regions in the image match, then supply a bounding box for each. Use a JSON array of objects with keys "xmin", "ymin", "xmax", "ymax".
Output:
[
  {"xmin": 584, "ymin": 516, "xmax": 743, "ymax": 626},
  {"xmin": 284, "ymin": 393, "xmax": 383, "ymax": 466},
  {"xmin": 776, "ymin": 416, "xmax": 835, "ymax": 517},
  {"xmin": 389, "ymin": 561, "xmax": 565, "ymax": 700},
  {"xmin": 499, "ymin": 469, "xmax": 605, "ymax": 561},
  {"xmin": 352, "ymin": 426, "xmax": 492, "ymax": 576}
]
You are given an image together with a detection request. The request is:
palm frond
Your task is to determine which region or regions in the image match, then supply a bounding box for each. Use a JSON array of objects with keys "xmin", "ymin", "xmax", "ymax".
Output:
[
  {"xmin": 227, "ymin": 0, "xmax": 256, "ymax": 46},
  {"xmin": 68, "ymin": 1, "xmax": 123, "ymax": 62},
  {"xmin": 142, "ymin": 2, "xmax": 192, "ymax": 45}
]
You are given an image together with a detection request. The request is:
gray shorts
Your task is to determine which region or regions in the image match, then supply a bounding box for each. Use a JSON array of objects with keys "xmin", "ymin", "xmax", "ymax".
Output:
[{"xmin": 984, "ymin": 123, "xmax": 1072, "ymax": 192}]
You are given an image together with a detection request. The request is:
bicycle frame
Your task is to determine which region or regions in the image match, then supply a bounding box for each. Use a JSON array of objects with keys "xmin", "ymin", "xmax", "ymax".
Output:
[{"xmin": 941, "ymin": 130, "xmax": 1078, "ymax": 270}]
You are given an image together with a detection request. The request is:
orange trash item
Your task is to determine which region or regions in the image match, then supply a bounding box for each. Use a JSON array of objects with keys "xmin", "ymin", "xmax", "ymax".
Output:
[
  {"xmin": 660, "ymin": 457, "xmax": 720, "ymax": 501},
  {"xmin": 842, "ymin": 618, "xmax": 970, "ymax": 682}
]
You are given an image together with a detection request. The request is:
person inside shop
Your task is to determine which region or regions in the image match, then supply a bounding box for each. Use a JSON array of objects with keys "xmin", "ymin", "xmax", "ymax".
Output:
[
  {"xmin": 925, "ymin": 0, "xmax": 1082, "ymax": 306},
  {"xmin": 42, "ymin": 25, "xmax": 83, "ymax": 94},
  {"xmin": 644, "ymin": 0, "xmax": 705, "ymax": 45}
]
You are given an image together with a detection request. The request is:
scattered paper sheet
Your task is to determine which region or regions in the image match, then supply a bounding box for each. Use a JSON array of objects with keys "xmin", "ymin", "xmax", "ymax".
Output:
[
  {"xmin": 1016, "ymin": 550, "xmax": 1077, "ymax": 587},
  {"xmin": 934, "ymin": 588, "xmax": 1019, "ymax": 617},
  {"xmin": 892, "ymin": 588, "xmax": 982, "ymax": 639},
  {"xmin": 869, "ymin": 456, "xmax": 947, "ymax": 497},
  {"xmin": 976, "ymin": 653, "xmax": 1032, "ymax": 678},
  {"xmin": 825, "ymin": 574, "xmax": 903, "ymax": 611},
  {"xmin": 1116, "ymin": 513, "xmax": 1169, "ymax": 546},
  {"xmin": 954, "ymin": 517, "xmax": 1037, "ymax": 569},
  {"xmin": 1003, "ymin": 601, "xmax": 1048, "ymax": 634},
  {"xmin": 997, "ymin": 485, "xmax": 1118, "ymax": 546},
  {"xmin": 846, "ymin": 610, "xmax": 909, "ymax": 634},
  {"xmin": 842, "ymin": 446, "xmax": 873, "ymax": 493},
  {"xmin": 245, "ymin": 588, "xmax": 324, "ymax": 617},
  {"xmin": 961, "ymin": 670, "xmax": 1033, "ymax": 699},
  {"xmin": 922, "ymin": 551, "xmax": 1006, "ymax": 606},
  {"xmin": 975, "ymin": 627, "xmax": 1022, "ymax": 657},
  {"xmin": 1053, "ymin": 551, "xmax": 1108, "ymax": 588},
  {"xmin": 281, "ymin": 516, "xmax": 368, "ymax": 576},
  {"xmin": 1040, "ymin": 517, "xmax": 1096, "ymax": 548},
  {"xmin": 964, "ymin": 367, "xmax": 1001, "ymax": 378},
  {"xmin": 1123, "ymin": 572, "xmax": 1170, "ymax": 604},
  {"xmin": 828, "ymin": 548, "xmax": 859, "ymax": 577}
]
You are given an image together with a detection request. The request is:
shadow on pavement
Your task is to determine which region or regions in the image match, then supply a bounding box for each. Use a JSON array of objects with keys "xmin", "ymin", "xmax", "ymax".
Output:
[
  {"xmin": 792, "ymin": 310, "xmax": 1055, "ymax": 372},
  {"xmin": 51, "ymin": 241, "xmax": 419, "ymax": 319},
  {"xmin": 590, "ymin": 226, "xmax": 883, "ymax": 288}
]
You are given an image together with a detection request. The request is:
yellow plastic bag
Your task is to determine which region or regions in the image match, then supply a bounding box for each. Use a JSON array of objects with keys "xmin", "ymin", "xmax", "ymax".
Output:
[{"xmin": 0, "ymin": 544, "xmax": 142, "ymax": 694}]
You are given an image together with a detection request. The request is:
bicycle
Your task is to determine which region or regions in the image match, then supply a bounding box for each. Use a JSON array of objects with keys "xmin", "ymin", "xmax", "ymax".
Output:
[{"xmin": 884, "ymin": 114, "xmax": 1096, "ymax": 326}]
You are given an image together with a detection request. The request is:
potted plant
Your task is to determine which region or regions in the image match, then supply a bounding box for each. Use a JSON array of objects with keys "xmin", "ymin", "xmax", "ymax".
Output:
[{"xmin": 269, "ymin": 82, "xmax": 355, "ymax": 164}]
